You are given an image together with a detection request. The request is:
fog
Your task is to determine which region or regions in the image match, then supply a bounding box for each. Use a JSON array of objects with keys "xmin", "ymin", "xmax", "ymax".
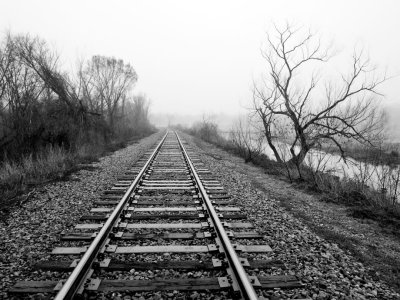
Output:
[{"xmin": 1, "ymin": 0, "xmax": 399, "ymax": 138}]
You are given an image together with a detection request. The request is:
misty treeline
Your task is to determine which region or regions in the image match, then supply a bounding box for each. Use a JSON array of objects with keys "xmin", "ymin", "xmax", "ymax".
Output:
[{"xmin": 0, "ymin": 32, "xmax": 154, "ymax": 162}]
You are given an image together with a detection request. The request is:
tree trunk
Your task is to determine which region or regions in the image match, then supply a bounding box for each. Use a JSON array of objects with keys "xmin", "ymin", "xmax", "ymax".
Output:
[
  {"xmin": 267, "ymin": 138, "xmax": 283, "ymax": 163},
  {"xmin": 287, "ymin": 147, "xmax": 308, "ymax": 166},
  {"xmin": 287, "ymin": 146, "xmax": 309, "ymax": 179},
  {"xmin": 261, "ymin": 118, "xmax": 283, "ymax": 163}
]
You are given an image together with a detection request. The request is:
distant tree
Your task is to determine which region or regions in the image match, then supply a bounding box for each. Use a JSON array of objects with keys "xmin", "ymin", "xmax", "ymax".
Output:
[
  {"xmin": 117, "ymin": 93, "xmax": 154, "ymax": 137},
  {"xmin": 79, "ymin": 55, "xmax": 138, "ymax": 130},
  {"xmin": 194, "ymin": 115, "xmax": 219, "ymax": 143},
  {"xmin": 130, "ymin": 94, "xmax": 150, "ymax": 128},
  {"xmin": 253, "ymin": 23, "xmax": 387, "ymax": 177}
]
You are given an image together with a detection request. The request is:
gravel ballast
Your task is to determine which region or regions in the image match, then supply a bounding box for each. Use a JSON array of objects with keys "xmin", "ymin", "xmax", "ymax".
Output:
[
  {"xmin": 1, "ymin": 131, "xmax": 400, "ymax": 299},
  {"xmin": 0, "ymin": 132, "xmax": 164, "ymax": 299}
]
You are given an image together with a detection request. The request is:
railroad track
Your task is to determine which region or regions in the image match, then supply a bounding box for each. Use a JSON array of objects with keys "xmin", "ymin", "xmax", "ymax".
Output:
[{"xmin": 9, "ymin": 131, "xmax": 302, "ymax": 299}]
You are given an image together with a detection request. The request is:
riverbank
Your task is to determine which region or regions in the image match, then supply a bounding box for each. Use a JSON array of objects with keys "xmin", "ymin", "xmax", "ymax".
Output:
[
  {"xmin": 191, "ymin": 126, "xmax": 400, "ymax": 216},
  {"xmin": 183, "ymin": 132, "xmax": 400, "ymax": 296},
  {"xmin": 320, "ymin": 142, "xmax": 400, "ymax": 167}
]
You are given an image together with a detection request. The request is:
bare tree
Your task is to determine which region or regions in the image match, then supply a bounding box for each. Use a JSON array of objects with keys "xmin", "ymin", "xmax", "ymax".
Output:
[
  {"xmin": 130, "ymin": 94, "xmax": 150, "ymax": 125},
  {"xmin": 11, "ymin": 34, "xmax": 82, "ymax": 112},
  {"xmin": 0, "ymin": 31, "xmax": 150, "ymax": 163},
  {"xmin": 0, "ymin": 36, "xmax": 13, "ymax": 103},
  {"xmin": 0, "ymin": 33, "xmax": 107, "ymax": 155},
  {"xmin": 253, "ymin": 23, "xmax": 387, "ymax": 175},
  {"xmin": 123, "ymin": 93, "xmax": 152, "ymax": 134},
  {"xmin": 76, "ymin": 59, "xmax": 98, "ymax": 113},
  {"xmin": 0, "ymin": 34, "xmax": 54, "ymax": 151},
  {"xmin": 81, "ymin": 55, "xmax": 138, "ymax": 130},
  {"xmin": 388, "ymin": 167, "xmax": 400, "ymax": 205}
]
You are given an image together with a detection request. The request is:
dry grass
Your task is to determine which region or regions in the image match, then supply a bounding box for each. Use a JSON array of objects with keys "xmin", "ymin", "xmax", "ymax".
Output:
[
  {"xmin": 0, "ymin": 131, "xmax": 155, "ymax": 219},
  {"xmin": 0, "ymin": 147, "xmax": 73, "ymax": 187},
  {"xmin": 0, "ymin": 144, "xmax": 103, "ymax": 214},
  {"xmin": 0, "ymin": 147, "xmax": 75, "ymax": 212}
]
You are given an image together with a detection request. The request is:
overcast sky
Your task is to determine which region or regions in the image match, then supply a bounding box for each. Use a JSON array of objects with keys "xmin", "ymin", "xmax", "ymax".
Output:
[{"xmin": 1, "ymin": 0, "xmax": 399, "ymax": 119}]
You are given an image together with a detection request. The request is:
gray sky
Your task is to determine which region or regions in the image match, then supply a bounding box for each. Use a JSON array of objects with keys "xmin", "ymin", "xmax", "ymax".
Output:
[{"xmin": 1, "ymin": 0, "xmax": 400, "ymax": 118}]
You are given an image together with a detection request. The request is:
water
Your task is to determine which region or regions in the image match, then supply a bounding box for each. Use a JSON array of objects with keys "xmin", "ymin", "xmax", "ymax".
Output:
[{"xmin": 221, "ymin": 130, "xmax": 400, "ymax": 195}]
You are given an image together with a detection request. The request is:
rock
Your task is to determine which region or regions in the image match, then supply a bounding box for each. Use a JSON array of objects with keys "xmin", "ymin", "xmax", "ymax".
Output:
[{"xmin": 153, "ymin": 293, "xmax": 162, "ymax": 300}]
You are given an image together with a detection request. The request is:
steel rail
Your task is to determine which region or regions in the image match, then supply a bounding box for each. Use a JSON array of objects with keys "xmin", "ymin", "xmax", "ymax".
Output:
[
  {"xmin": 175, "ymin": 132, "xmax": 258, "ymax": 300},
  {"xmin": 54, "ymin": 131, "xmax": 168, "ymax": 300}
]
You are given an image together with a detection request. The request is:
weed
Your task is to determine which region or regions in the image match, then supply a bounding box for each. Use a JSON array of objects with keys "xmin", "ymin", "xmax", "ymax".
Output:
[{"xmin": 0, "ymin": 133, "xmax": 154, "ymax": 215}]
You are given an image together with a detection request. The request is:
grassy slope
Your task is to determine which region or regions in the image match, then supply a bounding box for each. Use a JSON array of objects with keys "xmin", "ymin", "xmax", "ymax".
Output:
[{"xmin": 0, "ymin": 136, "xmax": 146, "ymax": 216}]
